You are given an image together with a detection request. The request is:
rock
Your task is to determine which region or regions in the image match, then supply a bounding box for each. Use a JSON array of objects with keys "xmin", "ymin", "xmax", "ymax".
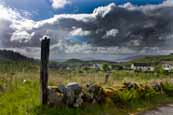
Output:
[
  {"xmin": 48, "ymin": 83, "xmax": 82, "ymax": 107},
  {"xmin": 92, "ymin": 99, "xmax": 96, "ymax": 104},
  {"xmin": 67, "ymin": 82, "xmax": 81, "ymax": 92},
  {"xmin": 48, "ymin": 82, "xmax": 107, "ymax": 107},
  {"xmin": 152, "ymin": 83, "xmax": 162, "ymax": 92},
  {"xmin": 95, "ymin": 88, "xmax": 105, "ymax": 104},
  {"xmin": 73, "ymin": 93, "xmax": 84, "ymax": 107},
  {"xmin": 123, "ymin": 82, "xmax": 138, "ymax": 90},
  {"xmin": 86, "ymin": 83, "xmax": 105, "ymax": 103},
  {"xmin": 48, "ymin": 86, "xmax": 59, "ymax": 92},
  {"xmin": 87, "ymin": 83, "xmax": 100, "ymax": 93},
  {"xmin": 64, "ymin": 82, "xmax": 82, "ymax": 106},
  {"xmin": 58, "ymin": 84, "xmax": 66, "ymax": 93},
  {"xmin": 103, "ymin": 88, "xmax": 115, "ymax": 97},
  {"xmin": 64, "ymin": 87, "xmax": 75, "ymax": 106},
  {"xmin": 82, "ymin": 92, "xmax": 92, "ymax": 103},
  {"xmin": 48, "ymin": 88, "xmax": 64, "ymax": 106},
  {"xmin": 66, "ymin": 82, "xmax": 81, "ymax": 96}
]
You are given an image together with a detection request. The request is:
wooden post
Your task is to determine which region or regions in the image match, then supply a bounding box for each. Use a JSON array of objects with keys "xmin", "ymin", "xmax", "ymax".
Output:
[{"xmin": 40, "ymin": 36, "xmax": 50, "ymax": 105}]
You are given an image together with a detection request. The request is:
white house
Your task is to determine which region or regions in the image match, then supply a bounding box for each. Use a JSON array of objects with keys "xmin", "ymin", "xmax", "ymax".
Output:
[
  {"xmin": 161, "ymin": 61, "xmax": 173, "ymax": 72},
  {"xmin": 91, "ymin": 64, "xmax": 101, "ymax": 70},
  {"xmin": 131, "ymin": 63, "xmax": 155, "ymax": 72}
]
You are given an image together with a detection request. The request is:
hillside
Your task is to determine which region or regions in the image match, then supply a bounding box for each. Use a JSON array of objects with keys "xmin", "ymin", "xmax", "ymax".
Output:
[
  {"xmin": 63, "ymin": 58, "xmax": 117, "ymax": 64},
  {"xmin": 1, "ymin": 52, "xmax": 173, "ymax": 115},
  {"xmin": 1, "ymin": 49, "xmax": 173, "ymax": 67},
  {"xmin": 130, "ymin": 54, "xmax": 173, "ymax": 64},
  {"xmin": 0, "ymin": 50, "xmax": 35, "ymax": 62}
]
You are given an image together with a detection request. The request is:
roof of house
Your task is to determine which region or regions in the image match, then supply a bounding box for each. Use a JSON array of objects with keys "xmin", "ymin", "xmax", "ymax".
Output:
[{"xmin": 132, "ymin": 63, "xmax": 152, "ymax": 66}]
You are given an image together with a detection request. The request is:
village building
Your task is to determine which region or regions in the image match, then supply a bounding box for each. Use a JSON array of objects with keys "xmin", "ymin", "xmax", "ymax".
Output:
[
  {"xmin": 161, "ymin": 61, "xmax": 173, "ymax": 72},
  {"xmin": 93, "ymin": 64, "xmax": 101, "ymax": 70},
  {"xmin": 111, "ymin": 64, "xmax": 123, "ymax": 70},
  {"xmin": 79, "ymin": 63, "xmax": 101, "ymax": 70},
  {"xmin": 131, "ymin": 63, "xmax": 155, "ymax": 72}
]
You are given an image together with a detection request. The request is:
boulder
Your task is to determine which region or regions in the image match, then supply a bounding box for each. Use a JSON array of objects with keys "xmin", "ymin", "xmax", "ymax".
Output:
[
  {"xmin": 87, "ymin": 83, "xmax": 100, "ymax": 93},
  {"xmin": 58, "ymin": 84, "xmax": 66, "ymax": 93},
  {"xmin": 103, "ymin": 88, "xmax": 115, "ymax": 97},
  {"xmin": 86, "ymin": 83, "xmax": 105, "ymax": 103},
  {"xmin": 66, "ymin": 82, "xmax": 81, "ymax": 93},
  {"xmin": 64, "ymin": 82, "xmax": 82, "ymax": 106},
  {"xmin": 123, "ymin": 82, "xmax": 138, "ymax": 90},
  {"xmin": 64, "ymin": 87, "xmax": 75, "ymax": 106},
  {"xmin": 73, "ymin": 93, "xmax": 84, "ymax": 107},
  {"xmin": 48, "ymin": 82, "xmax": 106, "ymax": 107},
  {"xmin": 152, "ymin": 82, "xmax": 162, "ymax": 92},
  {"xmin": 48, "ymin": 88, "xmax": 64, "ymax": 106}
]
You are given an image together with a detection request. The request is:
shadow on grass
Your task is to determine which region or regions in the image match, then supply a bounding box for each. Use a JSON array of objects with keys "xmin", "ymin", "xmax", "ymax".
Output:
[{"xmin": 33, "ymin": 104, "xmax": 127, "ymax": 115}]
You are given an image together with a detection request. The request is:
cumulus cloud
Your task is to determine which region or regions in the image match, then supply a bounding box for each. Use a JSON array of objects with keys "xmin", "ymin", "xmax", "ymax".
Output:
[
  {"xmin": 11, "ymin": 31, "xmax": 33, "ymax": 43},
  {"xmin": 50, "ymin": 41, "xmax": 135, "ymax": 54},
  {"xmin": 0, "ymin": 4, "xmax": 21, "ymax": 20},
  {"xmin": 103, "ymin": 29, "xmax": 119, "ymax": 39},
  {"xmin": 0, "ymin": 4, "xmax": 35, "ymax": 47},
  {"xmin": 1, "ymin": 0, "xmax": 173, "ymax": 60},
  {"xmin": 93, "ymin": 3, "xmax": 116, "ymax": 18},
  {"xmin": 50, "ymin": 0, "xmax": 71, "ymax": 9},
  {"xmin": 70, "ymin": 28, "xmax": 91, "ymax": 37}
]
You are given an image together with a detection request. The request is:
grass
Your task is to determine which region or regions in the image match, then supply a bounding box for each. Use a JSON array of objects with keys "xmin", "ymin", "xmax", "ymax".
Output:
[
  {"xmin": 1, "ymin": 59, "xmax": 173, "ymax": 115},
  {"xmin": 130, "ymin": 54, "xmax": 173, "ymax": 64}
]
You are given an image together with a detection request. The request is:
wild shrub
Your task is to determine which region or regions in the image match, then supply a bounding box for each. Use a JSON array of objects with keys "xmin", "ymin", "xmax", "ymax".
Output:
[
  {"xmin": 111, "ymin": 89, "xmax": 139, "ymax": 105},
  {"xmin": 120, "ymin": 89, "xmax": 139, "ymax": 102},
  {"xmin": 111, "ymin": 83, "xmax": 160, "ymax": 106},
  {"xmin": 161, "ymin": 81, "xmax": 173, "ymax": 96},
  {"xmin": 138, "ymin": 85, "xmax": 157, "ymax": 99}
]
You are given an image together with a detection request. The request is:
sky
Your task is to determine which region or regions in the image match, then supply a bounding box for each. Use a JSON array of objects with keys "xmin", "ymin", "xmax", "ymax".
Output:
[
  {"xmin": 0, "ymin": 0, "xmax": 165, "ymax": 20},
  {"xmin": 0, "ymin": 0, "xmax": 173, "ymax": 61}
]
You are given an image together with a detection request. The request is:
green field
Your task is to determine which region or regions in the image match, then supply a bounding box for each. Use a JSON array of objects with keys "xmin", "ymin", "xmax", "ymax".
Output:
[{"xmin": 1, "ymin": 58, "xmax": 173, "ymax": 115}]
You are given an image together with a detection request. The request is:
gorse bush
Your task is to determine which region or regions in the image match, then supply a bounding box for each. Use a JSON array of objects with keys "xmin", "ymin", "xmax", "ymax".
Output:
[
  {"xmin": 118, "ymin": 89, "xmax": 139, "ymax": 103},
  {"xmin": 111, "ymin": 83, "xmax": 159, "ymax": 106},
  {"xmin": 138, "ymin": 85, "xmax": 157, "ymax": 99},
  {"xmin": 161, "ymin": 81, "xmax": 173, "ymax": 96},
  {"xmin": 110, "ymin": 81, "xmax": 173, "ymax": 107}
]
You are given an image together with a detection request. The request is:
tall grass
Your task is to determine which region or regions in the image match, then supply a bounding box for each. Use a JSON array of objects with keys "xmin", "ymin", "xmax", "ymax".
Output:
[{"xmin": 1, "ymin": 60, "xmax": 173, "ymax": 115}]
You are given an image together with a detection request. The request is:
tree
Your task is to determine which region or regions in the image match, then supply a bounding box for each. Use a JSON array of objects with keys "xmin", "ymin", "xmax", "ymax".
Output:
[
  {"xmin": 101, "ymin": 64, "xmax": 112, "ymax": 72},
  {"xmin": 101, "ymin": 64, "xmax": 112, "ymax": 84}
]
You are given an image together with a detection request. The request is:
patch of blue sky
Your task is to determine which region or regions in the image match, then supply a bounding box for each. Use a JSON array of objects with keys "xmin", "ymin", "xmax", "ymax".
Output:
[
  {"xmin": 0, "ymin": 0, "xmax": 166, "ymax": 20},
  {"xmin": 69, "ymin": 36, "xmax": 88, "ymax": 43}
]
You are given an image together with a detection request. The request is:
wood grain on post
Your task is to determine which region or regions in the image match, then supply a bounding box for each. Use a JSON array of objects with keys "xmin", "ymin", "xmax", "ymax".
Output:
[{"xmin": 40, "ymin": 36, "xmax": 50, "ymax": 105}]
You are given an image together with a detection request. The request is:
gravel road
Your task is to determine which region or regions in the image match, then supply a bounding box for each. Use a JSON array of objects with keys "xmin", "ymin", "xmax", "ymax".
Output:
[{"xmin": 141, "ymin": 104, "xmax": 173, "ymax": 115}]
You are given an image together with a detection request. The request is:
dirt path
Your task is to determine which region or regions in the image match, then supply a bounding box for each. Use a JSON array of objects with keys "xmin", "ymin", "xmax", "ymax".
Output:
[{"xmin": 141, "ymin": 104, "xmax": 173, "ymax": 115}]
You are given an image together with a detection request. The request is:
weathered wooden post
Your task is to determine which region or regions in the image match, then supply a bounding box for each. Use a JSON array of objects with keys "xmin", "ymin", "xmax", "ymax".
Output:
[{"xmin": 40, "ymin": 36, "xmax": 50, "ymax": 105}]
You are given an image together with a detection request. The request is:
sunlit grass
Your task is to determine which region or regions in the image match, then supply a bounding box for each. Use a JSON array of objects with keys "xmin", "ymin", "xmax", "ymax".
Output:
[{"xmin": 1, "ymin": 60, "xmax": 173, "ymax": 115}]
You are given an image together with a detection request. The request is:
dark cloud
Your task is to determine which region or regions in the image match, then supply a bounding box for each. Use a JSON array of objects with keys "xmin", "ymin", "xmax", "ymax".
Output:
[
  {"xmin": 31, "ymin": 2, "xmax": 173, "ymax": 50},
  {"xmin": 1, "ymin": 1, "xmax": 173, "ymax": 59},
  {"xmin": 58, "ymin": 3, "xmax": 173, "ymax": 49}
]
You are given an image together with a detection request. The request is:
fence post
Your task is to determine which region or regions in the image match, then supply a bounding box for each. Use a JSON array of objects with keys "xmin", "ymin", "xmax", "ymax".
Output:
[{"xmin": 40, "ymin": 36, "xmax": 50, "ymax": 105}]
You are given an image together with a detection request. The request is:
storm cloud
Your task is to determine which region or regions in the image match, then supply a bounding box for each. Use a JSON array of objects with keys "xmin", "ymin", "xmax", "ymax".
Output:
[{"xmin": 0, "ymin": 0, "xmax": 173, "ymax": 59}]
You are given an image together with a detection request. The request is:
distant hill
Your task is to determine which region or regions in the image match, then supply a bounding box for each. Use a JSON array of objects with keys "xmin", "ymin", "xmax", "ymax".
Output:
[
  {"xmin": 63, "ymin": 58, "xmax": 118, "ymax": 64},
  {"xmin": 1, "ymin": 49, "xmax": 173, "ymax": 66},
  {"xmin": 0, "ymin": 50, "xmax": 34, "ymax": 62},
  {"xmin": 130, "ymin": 54, "xmax": 173, "ymax": 64},
  {"xmin": 52, "ymin": 54, "xmax": 173, "ymax": 66}
]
